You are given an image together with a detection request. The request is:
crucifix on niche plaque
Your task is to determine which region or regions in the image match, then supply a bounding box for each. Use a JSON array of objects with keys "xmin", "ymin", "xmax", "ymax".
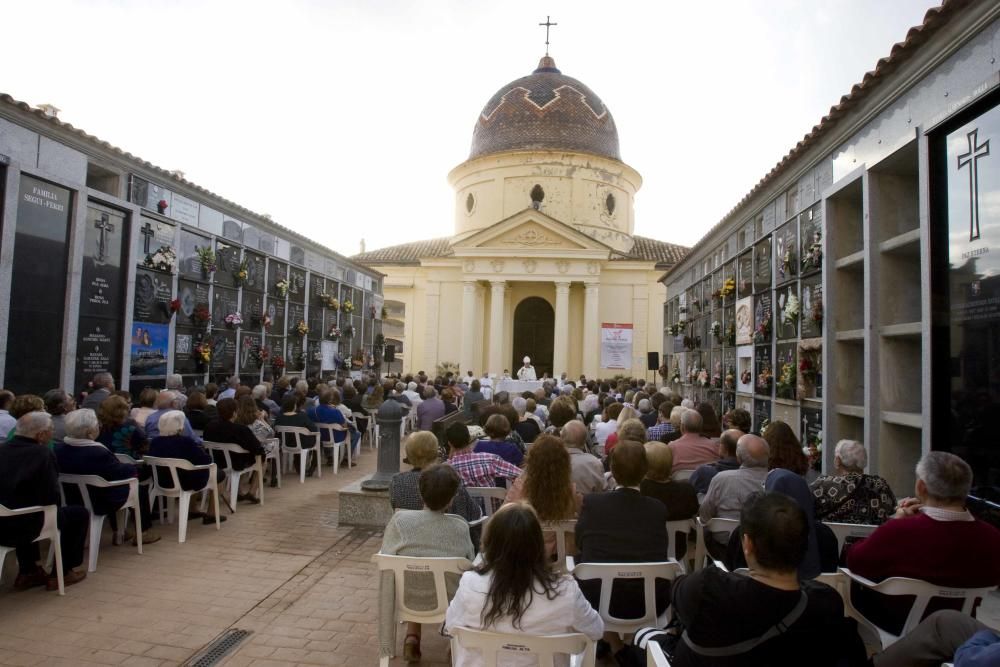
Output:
[{"xmin": 957, "ymin": 128, "xmax": 991, "ymax": 241}]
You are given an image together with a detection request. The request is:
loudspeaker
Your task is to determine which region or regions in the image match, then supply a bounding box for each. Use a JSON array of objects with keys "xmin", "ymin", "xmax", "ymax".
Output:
[
  {"xmin": 384, "ymin": 345, "xmax": 395, "ymax": 363},
  {"xmin": 647, "ymin": 351, "xmax": 660, "ymax": 371}
]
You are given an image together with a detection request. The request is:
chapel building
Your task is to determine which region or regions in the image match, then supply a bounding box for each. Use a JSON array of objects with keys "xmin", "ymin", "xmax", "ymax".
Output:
[{"xmin": 353, "ymin": 55, "xmax": 687, "ymax": 379}]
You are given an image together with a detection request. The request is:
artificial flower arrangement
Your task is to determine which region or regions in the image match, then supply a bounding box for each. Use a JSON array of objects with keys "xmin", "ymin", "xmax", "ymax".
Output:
[
  {"xmin": 294, "ymin": 320, "xmax": 309, "ymax": 337},
  {"xmin": 696, "ymin": 368, "xmax": 709, "ymax": 387},
  {"xmin": 271, "ymin": 355, "xmax": 285, "ymax": 372},
  {"xmin": 741, "ymin": 368, "xmax": 752, "ymax": 386},
  {"xmin": 756, "ymin": 364, "xmax": 773, "ymax": 393},
  {"xmin": 782, "ymin": 294, "xmax": 800, "ymax": 328},
  {"xmin": 670, "ymin": 362, "xmax": 681, "ymax": 384},
  {"xmin": 711, "ymin": 320, "xmax": 722, "ymax": 344},
  {"xmin": 262, "ymin": 314, "xmax": 272, "ymax": 330},
  {"xmin": 779, "ymin": 246, "xmax": 797, "ymax": 280},
  {"xmin": 720, "ymin": 277, "xmax": 736, "ymax": 298},
  {"xmin": 688, "ymin": 366, "xmax": 698, "ymax": 384},
  {"xmin": 811, "ymin": 295, "xmax": 824, "ymax": 327},
  {"xmin": 711, "ymin": 362, "xmax": 722, "ymax": 389},
  {"xmin": 248, "ymin": 345, "xmax": 269, "ymax": 368},
  {"xmin": 724, "ymin": 365, "xmax": 736, "ymax": 391},
  {"xmin": 776, "ymin": 360, "xmax": 796, "ymax": 399},
  {"xmin": 233, "ymin": 259, "xmax": 249, "ymax": 287},
  {"xmin": 759, "ymin": 418, "xmax": 771, "ymax": 436},
  {"xmin": 667, "ymin": 323, "xmax": 682, "ymax": 337},
  {"xmin": 275, "ymin": 279, "xmax": 289, "ymax": 298},
  {"xmin": 319, "ymin": 293, "xmax": 339, "ymax": 309},
  {"xmin": 192, "ymin": 305, "xmax": 211, "ymax": 325},
  {"xmin": 144, "ymin": 245, "xmax": 177, "ymax": 273},
  {"xmin": 224, "ymin": 312, "xmax": 243, "ymax": 328},
  {"xmin": 799, "ymin": 353, "xmax": 817, "ymax": 384},
  {"xmin": 342, "ymin": 299, "xmax": 354, "ymax": 314},
  {"xmin": 726, "ymin": 321, "xmax": 736, "ymax": 347},
  {"xmin": 193, "ymin": 340, "xmax": 212, "ymax": 365},
  {"xmin": 168, "ymin": 298, "xmax": 181, "ymax": 317},
  {"xmin": 196, "ymin": 246, "xmax": 216, "ymax": 275},
  {"xmin": 802, "ymin": 230, "xmax": 823, "ymax": 272},
  {"xmin": 754, "ymin": 308, "xmax": 772, "ymax": 344},
  {"xmin": 343, "ymin": 324, "xmax": 355, "ymax": 338},
  {"xmin": 327, "ymin": 325, "xmax": 342, "ymax": 340},
  {"xmin": 683, "ymin": 332, "xmax": 701, "ymax": 351},
  {"xmin": 157, "ymin": 199, "xmax": 168, "ymax": 214}
]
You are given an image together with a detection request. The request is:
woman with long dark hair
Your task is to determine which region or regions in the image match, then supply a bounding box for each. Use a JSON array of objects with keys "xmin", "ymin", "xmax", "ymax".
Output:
[
  {"xmin": 445, "ymin": 503, "xmax": 603, "ymax": 665},
  {"xmin": 763, "ymin": 420, "xmax": 809, "ymax": 476}
]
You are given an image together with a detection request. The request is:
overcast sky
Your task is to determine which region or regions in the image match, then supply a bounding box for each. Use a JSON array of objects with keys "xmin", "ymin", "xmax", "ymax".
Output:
[{"xmin": 1, "ymin": 0, "xmax": 935, "ymax": 255}]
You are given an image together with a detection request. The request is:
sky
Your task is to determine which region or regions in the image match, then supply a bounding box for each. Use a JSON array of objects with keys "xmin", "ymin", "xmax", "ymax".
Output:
[{"xmin": 0, "ymin": 0, "xmax": 936, "ymax": 255}]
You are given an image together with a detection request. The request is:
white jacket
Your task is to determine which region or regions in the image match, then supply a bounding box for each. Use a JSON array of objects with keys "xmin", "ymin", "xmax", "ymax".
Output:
[{"xmin": 444, "ymin": 570, "xmax": 604, "ymax": 666}]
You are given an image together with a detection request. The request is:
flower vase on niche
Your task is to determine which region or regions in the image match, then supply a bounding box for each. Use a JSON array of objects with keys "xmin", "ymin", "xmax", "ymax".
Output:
[{"xmin": 157, "ymin": 199, "xmax": 168, "ymax": 215}]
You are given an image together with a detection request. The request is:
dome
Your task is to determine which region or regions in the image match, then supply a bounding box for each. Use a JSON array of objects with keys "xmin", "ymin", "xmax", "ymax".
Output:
[{"xmin": 469, "ymin": 56, "xmax": 620, "ymax": 161}]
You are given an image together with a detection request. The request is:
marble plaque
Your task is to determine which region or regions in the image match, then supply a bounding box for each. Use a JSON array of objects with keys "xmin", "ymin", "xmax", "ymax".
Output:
[
  {"xmin": 311, "ymin": 275, "xmax": 327, "ymax": 302},
  {"xmin": 198, "ymin": 206, "xmax": 224, "ymax": 236},
  {"xmin": 723, "ymin": 261, "xmax": 736, "ymax": 306},
  {"xmin": 306, "ymin": 250, "xmax": 324, "ymax": 273},
  {"xmin": 81, "ymin": 204, "xmax": 127, "ymax": 320},
  {"xmin": 239, "ymin": 333, "xmax": 262, "ymax": 372},
  {"xmin": 737, "ymin": 345, "xmax": 753, "ymax": 393},
  {"xmin": 754, "ymin": 236, "xmax": 772, "ymax": 290},
  {"xmin": 244, "ymin": 251, "xmax": 266, "ymax": 292},
  {"xmin": 799, "ymin": 204, "xmax": 823, "ymax": 276},
  {"xmin": 308, "ymin": 307, "xmax": 323, "ymax": 339},
  {"xmin": 75, "ymin": 317, "xmax": 120, "ymax": 391},
  {"xmin": 130, "ymin": 176, "xmax": 172, "ymax": 213},
  {"xmin": 724, "ymin": 305, "xmax": 735, "ymax": 346},
  {"xmin": 213, "ymin": 286, "xmax": 239, "ymax": 329},
  {"xmin": 723, "ymin": 347, "xmax": 736, "ymax": 392},
  {"xmin": 800, "ymin": 274, "xmax": 823, "ymax": 339},
  {"xmin": 754, "ymin": 293, "xmax": 773, "ymax": 344},
  {"xmin": 265, "ymin": 297, "xmax": 286, "ymax": 333},
  {"xmin": 775, "ymin": 342, "xmax": 798, "ymax": 400},
  {"xmin": 222, "ymin": 218, "xmax": 244, "ymax": 243},
  {"xmin": 215, "ymin": 241, "xmax": 241, "ymax": 288},
  {"xmin": 243, "ymin": 291, "xmax": 264, "ymax": 329},
  {"xmin": 735, "ymin": 297, "xmax": 753, "ymax": 345},
  {"xmin": 288, "ymin": 267, "xmax": 307, "ymax": 304},
  {"xmin": 173, "ymin": 328, "xmax": 205, "ymax": 376},
  {"xmin": 177, "ymin": 280, "xmax": 210, "ymax": 324},
  {"xmin": 722, "ymin": 392, "xmax": 735, "ymax": 414},
  {"xmin": 178, "ymin": 229, "xmax": 212, "ymax": 281},
  {"xmin": 775, "ymin": 283, "xmax": 799, "ymax": 340},
  {"xmin": 290, "ymin": 245, "xmax": 306, "ymax": 267},
  {"xmin": 258, "ymin": 232, "xmax": 276, "ymax": 256},
  {"xmin": 211, "ymin": 332, "xmax": 237, "ymax": 375},
  {"xmin": 170, "ymin": 193, "xmax": 199, "ymax": 226},
  {"xmin": 288, "ymin": 303, "xmax": 306, "ymax": 334},
  {"xmin": 242, "ymin": 224, "xmax": 260, "ymax": 251},
  {"xmin": 266, "ymin": 335, "xmax": 285, "ymax": 362},
  {"xmin": 268, "ymin": 260, "xmax": 288, "ymax": 297},
  {"xmin": 753, "ymin": 399, "xmax": 771, "ymax": 434},
  {"xmin": 754, "ymin": 344, "xmax": 772, "ymax": 396},
  {"xmin": 801, "ymin": 407, "xmax": 822, "ymax": 448},
  {"xmin": 136, "ymin": 216, "xmax": 175, "ymax": 263},
  {"xmin": 288, "ymin": 337, "xmax": 304, "ymax": 371},
  {"xmin": 774, "ymin": 221, "xmax": 798, "ymax": 284},
  {"xmin": 133, "ymin": 268, "xmax": 173, "ymax": 324}
]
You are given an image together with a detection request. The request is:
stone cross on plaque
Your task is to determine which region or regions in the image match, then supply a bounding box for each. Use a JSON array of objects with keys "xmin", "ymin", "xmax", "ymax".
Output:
[
  {"xmin": 140, "ymin": 221, "xmax": 155, "ymax": 253},
  {"xmin": 94, "ymin": 213, "xmax": 114, "ymax": 264},
  {"xmin": 957, "ymin": 128, "xmax": 990, "ymax": 242}
]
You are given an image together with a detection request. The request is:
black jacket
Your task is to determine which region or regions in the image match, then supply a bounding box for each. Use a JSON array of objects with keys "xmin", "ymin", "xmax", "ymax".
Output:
[
  {"xmin": 203, "ymin": 419, "xmax": 265, "ymax": 470},
  {"xmin": 0, "ymin": 436, "xmax": 61, "ymax": 541}
]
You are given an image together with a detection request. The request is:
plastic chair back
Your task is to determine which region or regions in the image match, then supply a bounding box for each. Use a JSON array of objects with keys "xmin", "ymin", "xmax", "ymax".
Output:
[
  {"xmin": 694, "ymin": 517, "xmax": 739, "ymax": 571},
  {"xmin": 202, "ymin": 441, "xmax": 262, "ymax": 511},
  {"xmin": 571, "ymin": 560, "xmax": 683, "ymax": 635},
  {"xmin": 0, "ymin": 503, "xmax": 63, "ymax": 594},
  {"xmin": 541, "ymin": 519, "xmax": 577, "ymax": 573},
  {"xmin": 58, "ymin": 473, "xmax": 142, "ymax": 570},
  {"xmin": 372, "ymin": 553, "xmax": 471, "ymax": 623},
  {"xmin": 665, "ymin": 518, "xmax": 697, "ymax": 565},
  {"xmin": 275, "ymin": 426, "xmax": 321, "ymax": 482},
  {"xmin": 670, "ymin": 469, "xmax": 694, "ymax": 482},
  {"xmin": 449, "ymin": 626, "xmax": 596, "ymax": 667},
  {"xmin": 646, "ymin": 641, "xmax": 672, "ymax": 667},
  {"xmin": 142, "ymin": 456, "xmax": 220, "ymax": 542},
  {"xmin": 467, "ymin": 487, "xmax": 507, "ymax": 517},
  {"xmin": 315, "ymin": 423, "xmax": 348, "ymax": 472},
  {"xmin": 822, "ymin": 521, "xmax": 878, "ymax": 555}
]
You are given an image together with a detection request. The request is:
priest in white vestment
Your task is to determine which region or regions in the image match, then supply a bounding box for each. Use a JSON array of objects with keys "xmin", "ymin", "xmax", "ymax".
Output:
[{"xmin": 516, "ymin": 356, "xmax": 537, "ymax": 381}]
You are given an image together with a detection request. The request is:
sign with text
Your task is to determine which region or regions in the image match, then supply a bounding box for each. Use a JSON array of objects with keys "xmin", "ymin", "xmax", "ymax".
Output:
[{"xmin": 600, "ymin": 323, "xmax": 633, "ymax": 369}]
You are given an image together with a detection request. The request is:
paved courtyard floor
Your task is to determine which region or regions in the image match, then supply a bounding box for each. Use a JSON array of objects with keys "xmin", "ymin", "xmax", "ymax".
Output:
[{"xmin": 2, "ymin": 443, "xmax": 998, "ymax": 667}]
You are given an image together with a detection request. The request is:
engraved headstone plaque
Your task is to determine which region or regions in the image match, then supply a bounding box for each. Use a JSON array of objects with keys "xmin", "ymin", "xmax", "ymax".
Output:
[
  {"xmin": 775, "ymin": 283, "xmax": 799, "ymax": 340},
  {"xmin": 211, "ymin": 332, "xmax": 237, "ymax": 375},
  {"xmin": 244, "ymin": 251, "xmax": 266, "ymax": 292},
  {"xmin": 753, "ymin": 399, "xmax": 771, "ymax": 434},
  {"xmin": 800, "ymin": 204, "xmax": 823, "ymax": 276},
  {"xmin": 737, "ymin": 251, "xmax": 753, "ymax": 299},
  {"xmin": 178, "ymin": 229, "xmax": 212, "ymax": 281},
  {"xmin": 754, "ymin": 292, "xmax": 773, "ymax": 344},
  {"xmin": 266, "ymin": 297, "xmax": 286, "ymax": 333},
  {"xmin": 288, "ymin": 267, "xmax": 306, "ymax": 304},
  {"xmin": 800, "ymin": 274, "xmax": 823, "ymax": 339},
  {"xmin": 177, "ymin": 280, "xmax": 210, "ymax": 325},
  {"xmin": 754, "ymin": 344, "xmax": 772, "ymax": 397},
  {"xmin": 222, "ymin": 218, "xmax": 243, "ymax": 243},
  {"xmin": 133, "ymin": 268, "xmax": 173, "ymax": 324},
  {"xmin": 775, "ymin": 342, "xmax": 797, "ymax": 400},
  {"xmin": 215, "ymin": 241, "xmax": 241, "ymax": 288},
  {"xmin": 754, "ymin": 236, "xmax": 772, "ymax": 290},
  {"xmin": 774, "ymin": 221, "xmax": 798, "ymax": 285},
  {"xmin": 801, "ymin": 407, "xmax": 822, "ymax": 448}
]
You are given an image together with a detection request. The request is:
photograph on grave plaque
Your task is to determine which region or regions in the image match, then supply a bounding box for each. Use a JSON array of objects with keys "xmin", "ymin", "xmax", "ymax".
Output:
[
  {"xmin": 753, "ymin": 399, "xmax": 772, "ymax": 434},
  {"xmin": 178, "ymin": 229, "xmax": 212, "ymax": 281},
  {"xmin": 754, "ymin": 344, "xmax": 773, "ymax": 396},
  {"xmin": 737, "ymin": 251, "xmax": 753, "ymax": 299},
  {"xmin": 800, "ymin": 274, "xmax": 823, "ymax": 339},
  {"xmin": 754, "ymin": 236, "xmax": 772, "ymax": 290},
  {"xmin": 215, "ymin": 242, "xmax": 241, "ymax": 288},
  {"xmin": 774, "ymin": 342, "xmax": 797, "ymax": 400},
  {"xmin": 133, "ymin": 268, "xmax": 173, "ymax": 324},
  {"xmin": 213, "ymin": 287, "xmax": 239, "ymax": 329},
  {"xmin": 775, "ymin": 283, "xmax": 800, "ymax": 340},
  {"xmin": 800, "ymin": 407, "xmax": 822, "ymax": 450},
  {"xmin": 735, "ymin": 297, "xmax": 753, "ymax": 345},
  {"xmin": 244, "ymin": 252, "xmax": 265, "ymax": 292},
  {"xmin": 774, "ymin": 221, "xmax": 798, "ymax": 284},
  {"xmin": 753, "ymin": 293, "xmax": 773, "ymax": 344},
  {"xmin": 289, "ymin": 267, "xmax": 307, "ymax": 303},
  {"xmin": 130, "ymin": 322, "xmax": 169, "ymax": 378},
  {"xmin": 75, "ymin": 317, "xmax": 120, "ymax": 392},
  {"xmin": 177, "ymin": 279, "xmax": 211, "ymax": 325},
  {"xmin": 799, "ymin": 204, "xmax": 823, "ymax": 276},
  {"xmin": 129, "ymin": 176, "xmax": 172, "ymax": 213},
  {"xmin": 6, "ymin": 175, "xmax": 72, "ymax": 394},
  {"xmin": 737, "ymin": 345, "xmax": 753, "ymax": 393}
]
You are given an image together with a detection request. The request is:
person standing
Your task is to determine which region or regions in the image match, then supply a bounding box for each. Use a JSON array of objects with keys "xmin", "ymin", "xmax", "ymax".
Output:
[{"xmin": 516, "ymin": 356, "xmax": 537, "ymax": 381}]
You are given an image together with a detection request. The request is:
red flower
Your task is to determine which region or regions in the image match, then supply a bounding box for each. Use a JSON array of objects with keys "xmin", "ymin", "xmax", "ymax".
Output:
[
  {"xmin": 169, "ymin": 298, "xmax": 181, "ymax": 313},
  {"xmin": 158, "ymin": 199, "xmax": 168, "ymax": 209}
]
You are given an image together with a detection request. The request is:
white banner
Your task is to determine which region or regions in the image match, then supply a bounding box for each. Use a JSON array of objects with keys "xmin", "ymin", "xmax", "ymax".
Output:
[{"xmin": 600, "ymin": 323, "xmax": 633, "ymax": 369}]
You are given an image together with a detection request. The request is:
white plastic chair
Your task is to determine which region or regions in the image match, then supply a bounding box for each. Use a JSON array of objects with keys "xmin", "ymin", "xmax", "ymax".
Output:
[
  {"xmin": 314, "ymin": 423, "xmax": 349, "ymax": 473},
  {"xmin": 201, "ymin": 441, "xmax": 263, "ymax": 511},
  {"xmin": 839, "ymin": 567, "xmax": 996, "ymax": 649},
  {"xmin": 670, "ymin": 469, "xmax": 694, "ymax": 482},
  {"xmin": 449, "ymin": 626, "xmax": 596, "ymax": 667},
  {"xmin": 822, "ymin": 521, "xmax": 879, "ymax": 556},
  {"xmin": 694, "ymin": 517, "xmax": 740, "ymax": 571},
  {"xmin": 541, "ymin": 519, "xmax": 577, "ymax": 573},
  {"xmin": 275, "ymin": 426, "xmax": 322, "ymax": 483},
  {"xmin": 570, "ymin": 560, "xmax": 684, "ymax": 637},
  {"xmin": 646, "ymin": 641, "xmax": 672, "ymax": 667},
  {"xmin": 665, "ymin": 518, "xmax": 698, "ymax": 569},
  {"xmin": 142, "ymin": 456, "xmax": 221, "ymax": 543},
  {"xmin": 467, "ymin": 487, "xmax": 508, "ymax": 517},
  {"xmin": 58, "ymin": 474, "xmax": 142, "ymax": 572},
  {"xmin": 262, "ymin": 437, "xmax": 281, "ymax": 488},
  {"xmin": 0, "ymin": 504, "xmax": 64, "ymax": 595},
  {"xmin": 372, "ymin": 553, "xmax": 473, "ymax": 667}
]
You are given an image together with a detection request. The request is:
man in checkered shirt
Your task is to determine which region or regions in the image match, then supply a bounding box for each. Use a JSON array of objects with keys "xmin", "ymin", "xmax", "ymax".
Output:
[
  {"xmin": 646, "ymin": 402, "xmax": 676, "ymax": 441},
  {"xmin": 445, "ymin": 422, "xmax": 521, "ymax": 488}
]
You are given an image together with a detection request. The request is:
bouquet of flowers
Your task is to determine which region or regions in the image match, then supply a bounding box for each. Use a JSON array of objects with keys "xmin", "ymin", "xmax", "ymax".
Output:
[
  {"xmin": 193, "ymin": 305, "xmax": 211, "ymax": 325},
  {"xmin": 671, "ymin": 362, "xmax": 681, "ymax": 384},
  {"xmin": 342, "ymin": 299, "xmax": 354, "ymax": 314},
  {"xmin": 754, "ymin": 309, "xmax": 772, "ymax": 344},
  {"xmin": 169, "ymin": 298, "xmax": 181, "ymax": 317},
  {"xmin": 144, "ymin": 245, "xmax": 177, "ymax": 273},
  {"xmin": 811, "ymin": 296, "xmax": 824, "ymax": 327},
  {"xmin": 233, "ymin": 259, "xmax": 249, "ymax": 287},
  {"xmin": 271, "ymin": 355, "xmax": 285, "ymax": 372},
  {"xmin": 248, "ymin": 345, "xmax": 269, "ymax": 368},
  {"xmin": 802, "ymin": 231, "xmax": 823, "ymax": 272},
  {"xmin": 193, "ymin": 340, "xmax": 212, "ymax": 365},
  {"xmin": 720, "ymin": 278, "xmax": 736, "ymax": 298},
  {"xmin": 157, "ymin": 199, "xmax": 168, "ymax": 214},
  {"xmin": 343, "ymin": 324, "xmax": 355, "ymax": 338},
  {"xmin": 782, "ymin": 294, "xmax": 800, "ymax": 327},
  {"xmin": 711, "ymin": 320, "xmax": 722, "ymax": 344},
  {"xmin": 724, "ymin": 366, "xmax": 736, "ymax": 391},
  {"xmin": 319, "ymin": 293, "xmax": 339, "ymax": 309},
  {"xmin": 294, "ymin": 320, "xmax": 309, "ymax": 337},
  {"xmin": 725, "ymin": 321, "xmax": 736, "ymax": 347},
  {"xmin": 756, "ymin": 364, "xmax": 773, "ymax": 393},
  {"xmin": 711, "ymin": 362, "xmax": 722, "ymax": 389},
  {"xmin": 696, "ymin": 368, "xmax": 709, "ymax": 387},
  {"xmin": 224, "ymin": 312, "xmax": 243, "ymax": 327},
  {"xmin": 196, "ymin": 246, "xmax": 216, "ymax": 275},
  {"xmin": 799, "ymin": 354, "xmax": 817, "ymax": 383},
  {"xmin": 327, "ymin": 325, "xmax": 342, "ymax": 340},
  {"xmin": 776, "ymin": 361, "xmax": 796, "ymax": 399},
  {"xmin": 275, "ymin": 279, "xmax": 289, "ymax": 298},
  {"xmin": 667, "ymin": 323, "xmax": 682, "ymax": 336}
]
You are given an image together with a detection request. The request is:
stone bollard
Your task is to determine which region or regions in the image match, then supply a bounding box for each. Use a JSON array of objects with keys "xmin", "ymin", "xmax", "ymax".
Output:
[{"xmin": 361, "ymin": 398, "xmax": 403, "ymax": 491}]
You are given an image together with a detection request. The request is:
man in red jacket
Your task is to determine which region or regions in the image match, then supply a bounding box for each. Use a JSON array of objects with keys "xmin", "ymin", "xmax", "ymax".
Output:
[{"xmin": 847, "ymin": 451, "xmax": 1000, "ymax": 636}]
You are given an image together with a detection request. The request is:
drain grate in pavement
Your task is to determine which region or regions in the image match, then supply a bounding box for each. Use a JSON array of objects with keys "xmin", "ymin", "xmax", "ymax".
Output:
[{"xmin": 182, "ymin": 628, "xmax": 252, "ymax": 667}]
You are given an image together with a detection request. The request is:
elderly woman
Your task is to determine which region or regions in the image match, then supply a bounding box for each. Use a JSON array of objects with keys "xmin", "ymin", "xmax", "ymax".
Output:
[
  {"xmin": 604, "ymin": 415, "xmax": 647, "ymax": 458},
  {"xmin": 474, "ymin": 413, "xmax": 524, "ymax": 467},
  {"xmin": 148, "ymin": 410, "xmax": 226, "ymax": 524},
  {"xmin": 129, "ymin": 388, "xmax": 158, "ymax": 429},
  {"xmin": 390, "ymin": 432, "xmax": 481, "ymax": 523},
  {"xmin": 379, "ymin": 464, "xmax": 476, "ymax": 663},
  {"xmin": 204, "ymin": 397, "xmax": 266, "ymax": 505},
  {"xmin": 184, "ymin": 391, "xmax": 212, "ymax": 431},
  {"xmin": 55, "ymin": 409, "xmax": 160, "ymax": 545},
  {"xmin": 96, "ymin": 395, "xmax": 148, "ymax": 459},
  {"xmin": 810, "ymin": 440, "xmax": 896, "ymax": 525},
  {"xmin": 43, "ymin": 388, "xmax": 75, "ymax": 442},
  {"xmin": 511, "ymin": 396, "xmax": 541, "ymax": 444}
]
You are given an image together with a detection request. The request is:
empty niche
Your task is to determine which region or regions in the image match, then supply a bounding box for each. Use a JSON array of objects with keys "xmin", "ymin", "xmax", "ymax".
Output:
[
  {"xmin": 530, "ymin": 184, "xmax": 545, "ymax": 209},
  {"xmin": 606, "ymin": 192, "xmax": 616, "ymax": 215},
  {"xmin": 466, "ymin": 192, "xmax": 475, "ymax": 213}
]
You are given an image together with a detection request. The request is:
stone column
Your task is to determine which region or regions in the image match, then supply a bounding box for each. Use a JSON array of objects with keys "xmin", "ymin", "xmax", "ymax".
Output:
[
  {"xmin": 553, "ymin": 281, "xmax": 571, "ymax": 377},
  {"xmin": 460, "ymin": 280, "xmax": 478, "ymax": 375},
  {"xmin": 361, "ymin": 399, "xmax": 403, "ymax": 491},
  {"xmin": 488, "ymin": 280, "xmax": 506, "ymax": 375},
  {"xmin": 583, "ymin": 281, "xmax": 600, "ymax": 379}
]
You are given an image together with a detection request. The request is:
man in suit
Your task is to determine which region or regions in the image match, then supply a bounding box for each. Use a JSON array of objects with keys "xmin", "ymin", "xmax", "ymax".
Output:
[
  {"xmin": 0, "ymin": 412, "xmax": 89, "ymax": 590},
  {"xmin": 575, "ymin": 439, "xmax": 669, "ymax": 656},
  {"xmin": 81, "ymin": 371, "xmax": 114, "ymax": 411}
]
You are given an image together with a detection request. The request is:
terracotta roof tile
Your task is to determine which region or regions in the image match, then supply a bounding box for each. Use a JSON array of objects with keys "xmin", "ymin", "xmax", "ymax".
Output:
[
  {"xmin": 618, "ymin": 235, "xmax": 689, "ymax": 266},
  {"xmin": 352, "ymin": 237, "xmax": 453, "ymax": 265}
]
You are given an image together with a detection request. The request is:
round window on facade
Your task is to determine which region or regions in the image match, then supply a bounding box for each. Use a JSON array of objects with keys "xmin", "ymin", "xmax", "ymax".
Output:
[
  {"xmin": 466, "ymin": 192, "xmax": 475, "ymax": 213},
  {"xmin": 606, "ymin": 192, "xmax": 616, "ymax": 215}
]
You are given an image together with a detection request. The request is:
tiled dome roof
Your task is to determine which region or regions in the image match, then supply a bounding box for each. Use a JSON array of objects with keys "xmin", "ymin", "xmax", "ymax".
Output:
[{"xmin": 470, "ymin": 56, "xmax": 620, "ymax": 161}]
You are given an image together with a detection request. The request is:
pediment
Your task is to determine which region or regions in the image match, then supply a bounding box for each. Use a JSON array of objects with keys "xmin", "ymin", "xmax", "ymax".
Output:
[{"xmin": 451, "ymin": 208, "xmax": 612, "ymax": 254}]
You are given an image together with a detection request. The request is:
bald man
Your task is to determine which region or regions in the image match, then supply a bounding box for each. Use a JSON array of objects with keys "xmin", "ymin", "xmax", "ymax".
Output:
[
  {"xmin": 699, "ymin": 434, "xmax": 770, "ymax": 552},
  {"xmin": 561, "ymin": 420, "xmax": 606, "ymax": 494}
]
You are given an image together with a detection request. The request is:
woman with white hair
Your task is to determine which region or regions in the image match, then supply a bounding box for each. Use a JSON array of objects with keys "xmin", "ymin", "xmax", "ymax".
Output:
[
  {"xmin": 809, "ymin": 439, "xmax": 896, "ymax": 525},
  {"xmin": 148, "ymin": 410, "xmax": 226, "ymax": 524},
  {"xmin": 55, "ymin": 409, "xmax": 161, "ymax": 545}
]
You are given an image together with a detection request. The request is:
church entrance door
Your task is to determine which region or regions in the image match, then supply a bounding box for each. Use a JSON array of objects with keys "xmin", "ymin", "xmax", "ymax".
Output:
[{"xmin": 512, "ymin": 297, "xmax": 554, "ymax": 379}]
